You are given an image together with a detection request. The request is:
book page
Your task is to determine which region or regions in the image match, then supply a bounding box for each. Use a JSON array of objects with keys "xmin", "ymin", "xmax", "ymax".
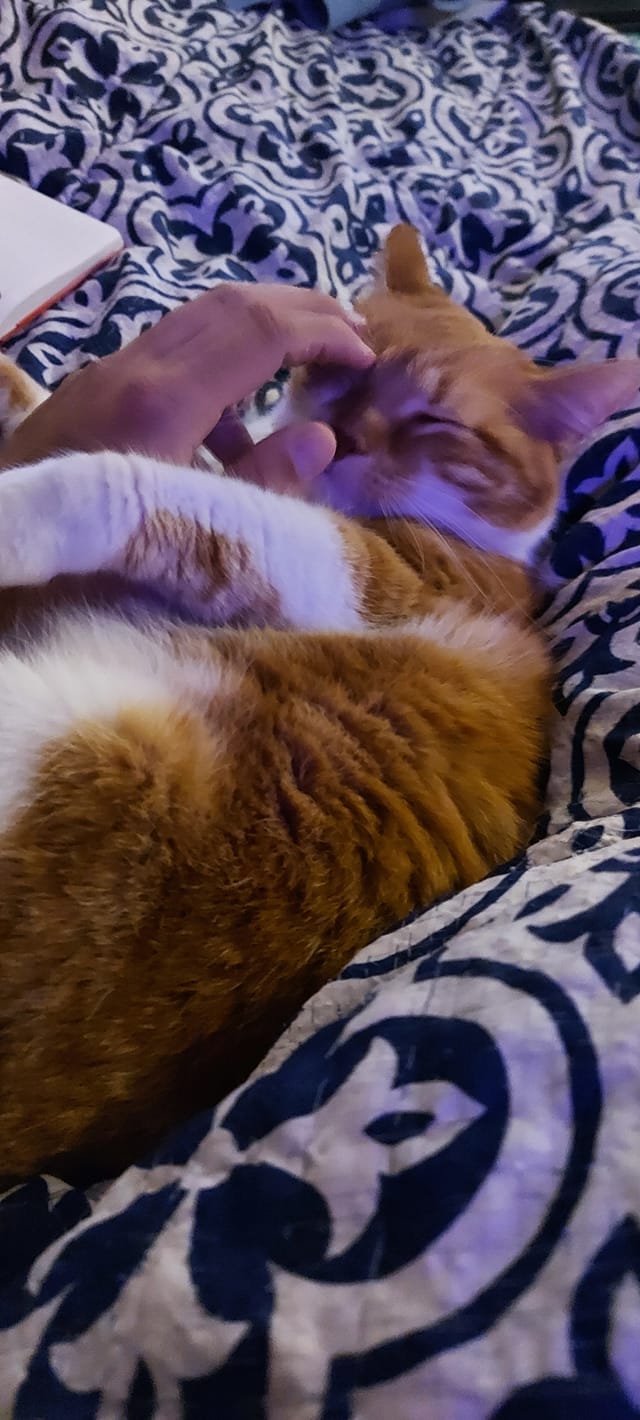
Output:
[{"xmin": 0, "ymin": 175, "xmax": 123, "ymax": 340}]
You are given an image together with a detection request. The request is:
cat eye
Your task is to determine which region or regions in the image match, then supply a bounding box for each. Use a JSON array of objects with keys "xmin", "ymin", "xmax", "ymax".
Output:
[{"xmin": 407, "ymin": 412, "xmax": 462, "ymax": 433}]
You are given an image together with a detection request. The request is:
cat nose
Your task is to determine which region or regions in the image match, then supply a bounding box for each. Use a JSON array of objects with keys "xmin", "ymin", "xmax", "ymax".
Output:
[
  {"xmin": 359, "ymin": 410, "xmax": 388, "ymax": 451},
  {"xmin": 334, "ymin": 412, "xmax": 388, "ymax": 459}
]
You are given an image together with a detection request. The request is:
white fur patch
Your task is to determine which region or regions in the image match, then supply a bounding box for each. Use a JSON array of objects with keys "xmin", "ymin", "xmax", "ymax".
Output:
[
  {"xmin": 0, "ymin": 616, "xmax": 234, "ymax": 834},
  {"xmin": 390, "ymin": 472, "xmax": 553, "ymax": 565},
  {"xmin": 0, "ymin": 451, "xmax": 362, "ymax": 632},
  {"xmin": 311, "ymin": 453, "xmax": 552, "ymax": 564},
  {"xmin": 402, "ymin": 605, "xmax": 512, "ymax": 654},
  {"xmin": 391, "ymin": 603, "xmax": 542, "ymax": 671},
  {"xmin": 216, "ymin": 479, "xmax": 362, "ymax": 632},
  {"xmin": 426, "ymin": 483, "xmax": 552, "ymax": 565},
  {"xmin": 304, "ymin": 453, "xmax": 553, "ymax": 563}
]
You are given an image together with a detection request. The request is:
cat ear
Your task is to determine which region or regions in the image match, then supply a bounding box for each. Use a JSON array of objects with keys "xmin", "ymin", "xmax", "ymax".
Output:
[
  {"xmin": 515, "ymin": 358, "xmax": 640, "ymax": 444},
  {"xmin": 385, "ymin": 224, "xmax": 431, "ymax": 296}
]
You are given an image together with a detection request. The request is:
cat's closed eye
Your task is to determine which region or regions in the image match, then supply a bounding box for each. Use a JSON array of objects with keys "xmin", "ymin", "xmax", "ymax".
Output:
[{"xmin": 405, "ymin": 412, "xmax": 463, "ymax": 434}]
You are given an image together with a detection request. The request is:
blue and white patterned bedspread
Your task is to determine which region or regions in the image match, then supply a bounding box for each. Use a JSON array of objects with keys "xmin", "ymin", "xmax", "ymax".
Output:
[{"xmin": 1, "ymin": 2, "xmax": 640, "ymax": 1415}]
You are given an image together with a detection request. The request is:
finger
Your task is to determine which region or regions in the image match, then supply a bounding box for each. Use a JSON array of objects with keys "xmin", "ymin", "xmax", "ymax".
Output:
[
  {"xmin": 124, "ymin": 290, "xmax": 373, "ymax": 459},
  {"xmin": 226, "ymin": 421, "xmax": 336, "ymax": 493},
  {"xmin": 210, "ymin": 283, "xmax": 359, "ymax": 326},
  {"xmin": 251, "ymin": 286, "xmax": 357, "ymax": 323},
  {"xmin": 205, "ymin": 407, "xmax": 254, "ymax": 463},
  {"xmin": 177, "ymin": 312, "xmax": 372, "ymax": 435},
  {"xmin": 137, "ymin": 284, "xmax": 357, "ymax": 362},
  {"xmin": 161, "ymin": 288, "xmax": 373, "ymax": 375},
  {"xmin": 281, "ymin": 313, "xmax": 374, "ymax": 371}
]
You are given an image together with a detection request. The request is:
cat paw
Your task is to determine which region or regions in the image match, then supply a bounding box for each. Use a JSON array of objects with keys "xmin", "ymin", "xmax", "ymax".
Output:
[{"xmin": 0, "ymin": 354, "xmax": 47, "ymax": 445}]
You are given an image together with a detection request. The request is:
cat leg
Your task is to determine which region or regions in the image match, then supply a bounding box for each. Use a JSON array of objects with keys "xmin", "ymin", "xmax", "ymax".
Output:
[{"xmin": 0, "ymin": 449, "xmax": 367, "ymax": 631}]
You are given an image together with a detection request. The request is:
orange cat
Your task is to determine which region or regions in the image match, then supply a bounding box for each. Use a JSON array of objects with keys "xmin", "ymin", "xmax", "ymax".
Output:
[{"xmin": 0, "ymin": 225, "xmax": 637, "ymax": 1183}]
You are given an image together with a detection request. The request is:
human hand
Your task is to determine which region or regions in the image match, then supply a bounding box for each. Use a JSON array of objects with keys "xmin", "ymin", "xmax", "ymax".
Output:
[{"xmin": 0, "ymin": 282, "xmax": 373, "ymax": 486}]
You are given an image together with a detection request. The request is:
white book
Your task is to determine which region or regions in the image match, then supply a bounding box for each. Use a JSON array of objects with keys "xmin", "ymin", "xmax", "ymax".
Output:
[{"xmin": 0, "ymin": 174, "xmax": 124, "ymax": 342}]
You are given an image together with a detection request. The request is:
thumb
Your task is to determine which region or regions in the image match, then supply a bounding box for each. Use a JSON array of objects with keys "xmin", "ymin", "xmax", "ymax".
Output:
[{"xmin": 226, "ymin": 421, "xmax": 336, "ymax": 494}]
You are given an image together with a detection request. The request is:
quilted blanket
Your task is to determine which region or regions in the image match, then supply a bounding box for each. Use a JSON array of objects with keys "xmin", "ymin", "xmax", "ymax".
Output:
[{"xmin": 1, "ymin": 2, "xmax": 640, "ymax": 1415}]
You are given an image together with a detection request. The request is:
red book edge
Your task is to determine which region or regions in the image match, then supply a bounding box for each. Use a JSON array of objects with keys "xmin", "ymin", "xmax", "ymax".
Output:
[{"xmin": 0, "ymin": 242, "xmax": 125, "ymax": 346}]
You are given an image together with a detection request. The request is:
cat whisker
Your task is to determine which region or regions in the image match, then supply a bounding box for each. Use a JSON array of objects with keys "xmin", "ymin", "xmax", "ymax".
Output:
[
  {"xmin": 385, "ymin": 500, "xmax": 428, "ymax": 581},
  {"xmin": 387, "ymin": 490, "xmax": 489, "ymax": 608},
  {"xmin": 399, "ymin": 487, "xmax": 525, "ymax": 614},
  {"xmin": 440, "ymin": 517, "xmax": 527, "ymax": 615},
  {"xmin": 433, "ymin": 513, "xmax": 521, "ymax": 611}
]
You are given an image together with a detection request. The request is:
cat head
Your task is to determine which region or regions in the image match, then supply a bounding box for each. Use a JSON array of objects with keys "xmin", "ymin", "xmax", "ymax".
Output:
[{"xmin": 289, "ymin": 225, "xmax": 640, "ymax": 563}]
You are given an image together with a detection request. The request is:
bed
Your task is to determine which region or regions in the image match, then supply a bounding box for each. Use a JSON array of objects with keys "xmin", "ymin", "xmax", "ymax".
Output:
[{"xmin": 1, "ymin": 1, "xmax": 640, "ymax": 1414}]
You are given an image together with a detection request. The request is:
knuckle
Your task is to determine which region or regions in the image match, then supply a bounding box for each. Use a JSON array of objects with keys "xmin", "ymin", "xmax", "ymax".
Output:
[
  {"xmin": 210, "ymin": 283, "xmax": 245, "ymax": 314},
  {"xmin": 118, "ymin": 372, "xmax": 168, "ymax": 431},
  {"xmin": 211, "ymin": 284, "xmax": 286, "ymax": 355},
  {"xmin": 248, "ymin": 300, "xmax": 285, "ymax": 351}
]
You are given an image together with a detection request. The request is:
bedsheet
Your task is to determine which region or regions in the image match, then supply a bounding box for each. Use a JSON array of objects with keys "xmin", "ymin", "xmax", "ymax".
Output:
[{"xmin": 1, "ymin": 2, "xmax": 640, "ymax": 1415}]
